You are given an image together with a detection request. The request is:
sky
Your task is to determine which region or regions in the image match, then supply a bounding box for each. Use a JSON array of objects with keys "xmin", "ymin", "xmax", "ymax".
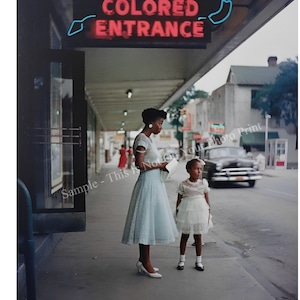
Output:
[{"xmin": 195, "ymin": 0, "xmax": 298, "ymax": 94}]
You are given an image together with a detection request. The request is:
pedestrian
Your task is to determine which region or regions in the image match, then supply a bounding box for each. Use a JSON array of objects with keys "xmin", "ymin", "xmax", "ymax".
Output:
[
  {"xmin": 176, "ymin": 158, "xmax": 213, "ymax": 271},
  {"xmin": 118, "ymin": 144, "xmax": 127, "ymax": 174},
  {"xmin": 127, "ymin": 146, "xmax": 133, "ymax": 169},
  {"xmin": 122, "ymin": 108, "xmax": 178, "ymax": 279}
]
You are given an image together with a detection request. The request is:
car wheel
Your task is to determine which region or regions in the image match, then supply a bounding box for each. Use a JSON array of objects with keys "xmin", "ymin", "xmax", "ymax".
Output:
[{"xmin": 248, "ymin": 180, "xmax": 255, "ymax": 187}]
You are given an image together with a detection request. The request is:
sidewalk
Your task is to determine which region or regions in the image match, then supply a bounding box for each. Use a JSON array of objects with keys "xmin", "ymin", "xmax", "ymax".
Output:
[
  {"xmin": 261, "ymin": 167, "xmax": 298, "ymax": 178},
  {"xmin": 34, "ymin": 156, "xmax": 294, "ymax": 300}
]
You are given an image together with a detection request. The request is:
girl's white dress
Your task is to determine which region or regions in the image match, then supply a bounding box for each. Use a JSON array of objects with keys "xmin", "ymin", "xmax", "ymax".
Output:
[
  {"xmin": 122, "ymin": 133, "xmax": 178, "ymax": 245},
  {"xmin": 176, "ymin": 178, "xmax": 213, "ymax": 235}
]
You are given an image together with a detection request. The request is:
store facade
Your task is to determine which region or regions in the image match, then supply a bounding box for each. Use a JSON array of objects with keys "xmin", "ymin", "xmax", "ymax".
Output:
[{"xmin": 18, "ymin": 0, "xmax": 294, "ymax": 235}]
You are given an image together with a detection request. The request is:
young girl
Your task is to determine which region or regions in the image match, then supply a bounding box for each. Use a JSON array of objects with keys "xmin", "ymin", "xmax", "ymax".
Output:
[{"xmin": 176, "ymin": 158, "xmax": 213, "ymax": 271}]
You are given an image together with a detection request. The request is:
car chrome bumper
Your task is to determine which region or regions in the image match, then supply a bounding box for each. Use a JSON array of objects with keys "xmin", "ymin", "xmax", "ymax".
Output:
[
  {"xmin": 212, "ymin": 174, "xmax": 262, "ymax": 182},
  {"xmin": 212, "ymin": 169, "xmax": 262, "ymax": 182}
]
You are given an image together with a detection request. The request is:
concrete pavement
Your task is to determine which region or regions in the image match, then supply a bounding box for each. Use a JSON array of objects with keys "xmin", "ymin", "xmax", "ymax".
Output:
[
  {"xmin": 261, "ymin": 167, "xmax": 298, "ymax": 178},
  {"xmin": 33, "ymin": 156, "xmax": 296, "ymax": 300}
]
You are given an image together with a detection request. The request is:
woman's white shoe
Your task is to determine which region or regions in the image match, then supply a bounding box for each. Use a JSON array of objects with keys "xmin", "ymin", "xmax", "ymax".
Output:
[
  {"xmin": 140, "ymin": 264, "xmax": 162, "ymax": 279},
  {"xmin": 136, "ymin": 261, "xmax": 159, "ymax": 273}
]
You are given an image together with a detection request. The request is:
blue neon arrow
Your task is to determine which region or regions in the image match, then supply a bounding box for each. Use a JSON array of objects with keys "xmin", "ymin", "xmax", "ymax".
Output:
[
  {"xmin": 67, "ymin": 14, "xmax": 97, "ymax": 37},
  {"xmin": 198, "ymin": 0, "xmax": 233, "ymax": 25}
]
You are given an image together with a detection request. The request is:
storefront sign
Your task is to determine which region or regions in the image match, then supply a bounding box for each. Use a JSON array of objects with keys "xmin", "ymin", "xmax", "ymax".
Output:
[
  {"xmin": 209, "ymin": 122, "xmax": 225, "ymax": 134},
  {"xmin": 182, "ymin": 113, "xmax": 192, "ymax": 131},
  {"xmin": 68, "ymin": 0, "xmax": 233, "ymax": 48}
]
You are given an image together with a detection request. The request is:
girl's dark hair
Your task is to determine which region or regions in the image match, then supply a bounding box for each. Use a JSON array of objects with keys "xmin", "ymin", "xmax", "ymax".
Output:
[
  {"xmin": 186, "ymin": 158, "xmax": 204, "ymax": 171},
  {"xmin": 142, "ymin": 108, "xmax": 167, "ymax": 124}
]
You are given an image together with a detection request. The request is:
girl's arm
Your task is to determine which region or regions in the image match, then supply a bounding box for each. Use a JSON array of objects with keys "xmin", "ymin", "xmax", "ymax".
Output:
[
  {"xmin": 176, "ymin": 193, "xmax": 183, "ymax": 215},
  {"xmin": 204, "ymin": 192, "xmax": 210, "ymax": 210},
  {"xmin": 135, "ymin": 146, "xmax": 168, "ymax": 170}
]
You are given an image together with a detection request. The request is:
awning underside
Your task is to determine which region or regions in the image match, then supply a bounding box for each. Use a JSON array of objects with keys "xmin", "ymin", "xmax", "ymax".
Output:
[{"xmin": 240, "ymin": 132, "xmax": 279, "ymax": 146}]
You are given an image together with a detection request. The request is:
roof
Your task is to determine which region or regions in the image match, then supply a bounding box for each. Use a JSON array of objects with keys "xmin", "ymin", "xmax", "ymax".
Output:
[{"xmin": 227, "ymin": 66, "xmax": 281, "ymax": 86}]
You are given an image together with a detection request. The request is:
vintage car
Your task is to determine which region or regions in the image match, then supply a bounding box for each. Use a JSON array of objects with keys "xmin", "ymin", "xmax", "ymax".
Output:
[{"xmin": 200, "ymin": 146, "xmax": 262, "ymax": 187}]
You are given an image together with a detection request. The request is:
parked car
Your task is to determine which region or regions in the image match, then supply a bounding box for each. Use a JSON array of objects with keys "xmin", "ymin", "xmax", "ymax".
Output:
[{"xmin": 199, "ymin": 146, "xmax": 262, "ymax": 187}]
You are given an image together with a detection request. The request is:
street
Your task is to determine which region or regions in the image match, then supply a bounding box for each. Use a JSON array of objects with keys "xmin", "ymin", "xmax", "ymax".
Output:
[
  {"xmin": 165, "ymin": 162, "xmax": 298, "ymax": 299},
  {"xmin": 202, "ymin": 173, "xmax": 297, "ymax": 299}
]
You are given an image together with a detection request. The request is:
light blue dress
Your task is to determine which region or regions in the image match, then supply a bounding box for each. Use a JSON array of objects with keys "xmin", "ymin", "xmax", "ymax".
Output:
[{"xmin": 122, "ymin": 133, "xmax": 178, "ymax": 245}]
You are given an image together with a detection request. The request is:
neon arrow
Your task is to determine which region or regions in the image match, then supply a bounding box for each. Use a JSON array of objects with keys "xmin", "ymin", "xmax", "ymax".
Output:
[
  {"xmin": 67, "ymin": 14, "xmax": 97, "ymax": 37},
  {"xmin": 198, "ymin": 0, "xmax": 233, "ymax": 25}
]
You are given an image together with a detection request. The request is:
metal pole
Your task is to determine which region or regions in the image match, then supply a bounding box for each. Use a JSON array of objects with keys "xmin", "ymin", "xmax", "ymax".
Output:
[
  {"xmin": 124, "ymin": 131, "xmax": 127, "ymax": 148},
  {"xmin": 18, "ymin": 179, "xmax": 36, "ymax": 300},
  {"xmin": 265, "ymin": 114, "xmax": 271, "ymax": 167}
]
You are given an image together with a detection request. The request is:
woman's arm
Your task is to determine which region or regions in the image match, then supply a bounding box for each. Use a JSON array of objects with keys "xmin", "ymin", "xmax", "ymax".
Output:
[{"xmin": 135, "ymin": 146, "xmax": 167, "ymax": 170}]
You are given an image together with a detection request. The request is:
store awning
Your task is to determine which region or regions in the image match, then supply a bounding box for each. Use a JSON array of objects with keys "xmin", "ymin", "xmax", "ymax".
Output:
[{"xmin": 240, "ymin": 132, "xmax": 279, "ymax": 146}]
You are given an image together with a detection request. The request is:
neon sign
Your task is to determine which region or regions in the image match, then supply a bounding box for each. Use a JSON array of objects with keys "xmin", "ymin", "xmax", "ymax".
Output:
[{"xmin": 68, "ymin": 0, "xmax": 233, "ymax": 48}]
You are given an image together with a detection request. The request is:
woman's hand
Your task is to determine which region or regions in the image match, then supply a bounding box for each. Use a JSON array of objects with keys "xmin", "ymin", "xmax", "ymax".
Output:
[{"xmin": 160, "ymin": 162, "xmax": 168, "ymax": 170}]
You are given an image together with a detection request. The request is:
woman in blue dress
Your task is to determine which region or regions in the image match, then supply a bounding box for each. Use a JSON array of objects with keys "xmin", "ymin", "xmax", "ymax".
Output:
[{"xmin": 122, "ymin": 108, "xmax": 178, "ymax": 279}]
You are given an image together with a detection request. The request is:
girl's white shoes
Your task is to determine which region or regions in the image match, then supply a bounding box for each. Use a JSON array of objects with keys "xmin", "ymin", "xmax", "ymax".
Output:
[
  {"xmin": 177, "ymin": 261, "xmax": 205, "ymax": 271},
  {"xmin": 177, "ymin": 261, "xmax": 185, "ymax": 270},
  {"xmin": 195, "ymin": 262, "xmax": 205, "ymax": 271}
]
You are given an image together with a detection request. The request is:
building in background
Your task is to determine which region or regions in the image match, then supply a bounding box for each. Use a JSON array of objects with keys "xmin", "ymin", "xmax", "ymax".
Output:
[{"xmin": 183, "ymin": 57, "xmax": 297, "ymax": 167}]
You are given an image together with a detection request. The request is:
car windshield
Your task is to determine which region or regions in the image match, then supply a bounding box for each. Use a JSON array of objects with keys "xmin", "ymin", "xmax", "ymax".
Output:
[{"xmin": 208, "ymin": 147, "xmax": 246, "ymax": 159}]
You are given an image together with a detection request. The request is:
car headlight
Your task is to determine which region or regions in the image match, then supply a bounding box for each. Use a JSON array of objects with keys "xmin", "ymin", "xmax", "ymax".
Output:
[{"xmin": 216, "ymin": 163, "xmax": 222, "ymax": 171}]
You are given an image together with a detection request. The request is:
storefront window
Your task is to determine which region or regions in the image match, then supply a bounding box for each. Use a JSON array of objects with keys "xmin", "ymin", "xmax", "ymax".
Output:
[
  {"xmin": 49, "ymin": 64, "xmax": 75, "ymax": 208},
  {"xmin": 50, "ymin": 62, "xmax": 63, "ymax": 194}
]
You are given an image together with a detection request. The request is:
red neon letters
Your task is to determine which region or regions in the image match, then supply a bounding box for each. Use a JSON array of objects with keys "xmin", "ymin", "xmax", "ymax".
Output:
[
  {"xmin": 102, "ymin": 0, "xmax": 199, "ymax": 17},
  {"xmin": 92, "ymin": 0, "xmax": 205, "ymax": 40},
  {"xmin": 95, "ymin": 20, "xmax": 204, "ymax": 38}
]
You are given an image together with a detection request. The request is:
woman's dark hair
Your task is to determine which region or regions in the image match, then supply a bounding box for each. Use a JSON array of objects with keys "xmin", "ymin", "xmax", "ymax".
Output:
[{"xmin": 142, "ymin": 108, "xmax": 167, "ymax": 125}]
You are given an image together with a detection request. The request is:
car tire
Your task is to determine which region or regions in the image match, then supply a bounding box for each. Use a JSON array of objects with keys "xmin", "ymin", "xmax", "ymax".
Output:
[{"xmin": 248, "ymin": 180, "xmax": 255, "ymax": 187}]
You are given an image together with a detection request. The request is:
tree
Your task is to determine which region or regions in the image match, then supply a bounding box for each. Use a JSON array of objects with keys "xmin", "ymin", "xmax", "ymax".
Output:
[
  {"xmin": 166, "ymin": 86, "xmax": 208, "ymax": 155},
  {"xmin": 252, "ymin": 58, "xmax": 298, "ymax": 149}
]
